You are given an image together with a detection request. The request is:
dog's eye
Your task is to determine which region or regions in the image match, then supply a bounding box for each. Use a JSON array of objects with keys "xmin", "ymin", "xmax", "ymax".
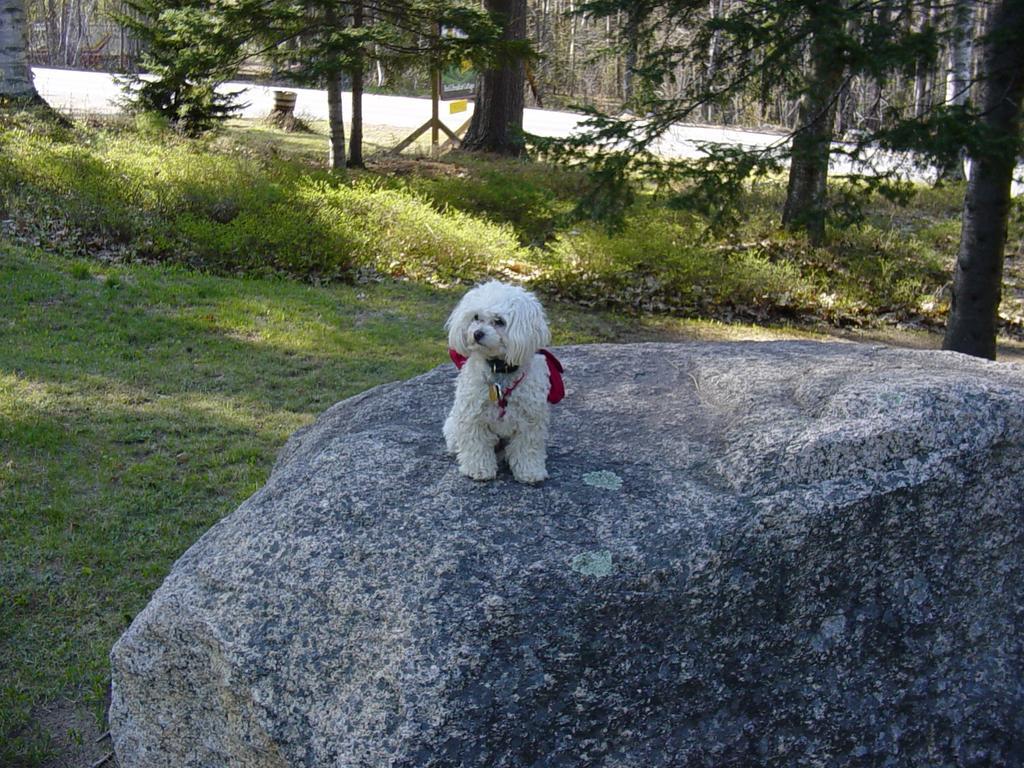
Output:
[
  {"xmin": 473, "ymin": 314, "xmax": 480, "ymax": 321},
  {"xmin": 494, "ymin": 317, "xmax": 505, "ymax": 327}
]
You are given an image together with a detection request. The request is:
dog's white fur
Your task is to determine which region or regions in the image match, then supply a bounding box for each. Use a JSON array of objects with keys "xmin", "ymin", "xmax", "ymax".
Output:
[{"xmin": 443, "ymin": 281, "xmax": 552, "ymax": 483}]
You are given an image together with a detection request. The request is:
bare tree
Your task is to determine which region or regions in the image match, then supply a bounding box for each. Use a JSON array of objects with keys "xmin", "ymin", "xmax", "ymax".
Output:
[
  {"xmin": 620, "ymin": 3, "xmax": 641, "ymax": 102},
  {"xmin": 938, "ymin": 0, "xmax": 975, "ymax": 180}
]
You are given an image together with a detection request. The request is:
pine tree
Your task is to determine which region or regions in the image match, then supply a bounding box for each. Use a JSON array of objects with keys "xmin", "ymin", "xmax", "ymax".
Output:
[
  {"xmin": 537, "ymin": 0, "xmax": 940, "ymax": 240},
  {"xmin": 349, "ymin": 0, "xmax": 366, "ymax": 168},
  {"xmin": 779, "ymin": 3, "xmax": 849, "ymax": 244},
  {"xmin": 116, "ymin": 0, "xmax": 249, "ymax": 135},
  {"xmin": 462, "ymin": 0, "xmax": 529, "ymax": 155}
]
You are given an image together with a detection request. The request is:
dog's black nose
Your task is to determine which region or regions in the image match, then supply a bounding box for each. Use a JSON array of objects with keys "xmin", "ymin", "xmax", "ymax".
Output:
[{"xmin": 473, "ymin": 329, "xmax": 486, "ymax": 342}]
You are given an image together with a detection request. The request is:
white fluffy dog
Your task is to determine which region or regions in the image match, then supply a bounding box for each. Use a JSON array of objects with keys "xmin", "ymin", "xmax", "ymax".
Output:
[{"xmin": 443, "ymin": 281, "xmax": 563, "ymax": 484}]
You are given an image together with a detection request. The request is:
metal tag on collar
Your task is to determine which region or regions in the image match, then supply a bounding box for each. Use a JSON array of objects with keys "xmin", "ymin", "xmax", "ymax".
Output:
[
  {"xmin": 489, "ymin": 358, "xmax": 518, "ymax": 375},
  {"xmin": 489, "ymin": 383, "xmax": 502, "ymax": 402}
]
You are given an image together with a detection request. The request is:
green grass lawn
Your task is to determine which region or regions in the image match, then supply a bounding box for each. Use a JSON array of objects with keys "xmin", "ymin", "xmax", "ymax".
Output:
[{"xmin": 0, "ymin": 244, "xmax": 457, "ymax": 763}]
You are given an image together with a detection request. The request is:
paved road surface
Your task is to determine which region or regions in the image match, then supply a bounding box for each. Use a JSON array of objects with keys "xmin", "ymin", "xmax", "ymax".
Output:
[
  {"xmin": 35, "ymin": 67, "xmax": 993, "ymax": 187},
  {"xmin": 30, "ymin": 66, "xmax": 785, "ymax": 159}
]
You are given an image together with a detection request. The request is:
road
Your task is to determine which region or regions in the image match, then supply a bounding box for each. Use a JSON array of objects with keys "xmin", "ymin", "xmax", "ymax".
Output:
[
  {"xmin": 30, "ymin": 66, "xmax": 786, "ymax": 159},
  {"xmin": 35, "ymin": 67, "xmax": 992, "ymax": 186}
]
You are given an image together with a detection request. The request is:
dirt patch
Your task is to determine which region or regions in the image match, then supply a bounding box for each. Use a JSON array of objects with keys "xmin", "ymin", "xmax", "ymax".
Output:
[
  {"xmin": 366, "ymin": 156, "xmax": 468, "ymax": 179},
  {"xmin": 35, "ymin": 697, "xmax": 115, "ymax": 768},
  {"xmin": 826, "ymin": 326, "xmax": 1024, "ymax": 365}
]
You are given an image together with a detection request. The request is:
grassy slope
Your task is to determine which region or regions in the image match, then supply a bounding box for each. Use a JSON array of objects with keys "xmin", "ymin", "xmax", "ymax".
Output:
[{"xmin": 9, "ymin": 113, "xmax": 1019, "ymax": 333}]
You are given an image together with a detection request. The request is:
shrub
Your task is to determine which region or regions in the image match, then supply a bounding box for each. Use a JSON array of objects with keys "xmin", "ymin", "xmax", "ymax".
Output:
[
  {"xmin": 535, "ymin": 207, "xmax": 818, "ymax": 316},
  {"xmin": 0, "ymin": 117, "xmax": 963, "ymax": 330},
  {"xmin": 395, "ymin": 157, "xmax": 581, "ymax": 247},
  {"xmin": 0, "ymin": 127, "xmax": 528, "ymax": 283}
]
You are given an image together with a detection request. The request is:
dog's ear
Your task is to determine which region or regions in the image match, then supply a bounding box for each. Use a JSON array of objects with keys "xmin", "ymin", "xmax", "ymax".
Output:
[
  {"xmin": 504, "ymin": 290, "xmax": 550, "ymax": 366},
  {"xmin": 445, "ymin": 294, "xmax": 473, "ymax": 356}
]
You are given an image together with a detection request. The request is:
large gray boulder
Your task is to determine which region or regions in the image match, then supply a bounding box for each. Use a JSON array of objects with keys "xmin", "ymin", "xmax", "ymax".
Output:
[{"xmin": 110, "ymin": 342, "xmax": 1024, "ymax": 768}]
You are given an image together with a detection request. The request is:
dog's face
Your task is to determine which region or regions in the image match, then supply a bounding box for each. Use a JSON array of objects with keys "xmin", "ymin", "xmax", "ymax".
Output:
[{"xmin": 446, "ymin": 281, "xmax": 550, "ymax": 367}]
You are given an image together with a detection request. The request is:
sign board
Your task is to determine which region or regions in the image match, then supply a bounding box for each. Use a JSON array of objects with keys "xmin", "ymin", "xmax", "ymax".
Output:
[
  {"xmin": 442, "ymin": 61, "xmax": 476, "ymax": 100},
  {"xmin": 449, "ymin": 99, "xmax": 468, "ymax": 114},
  {"xmin": 438, "ymin": 68, "xmax": 473, "ymax": 100},
  {"xmin": 440, "ymin": 27, "xmax": 475, "ymax": 100}
]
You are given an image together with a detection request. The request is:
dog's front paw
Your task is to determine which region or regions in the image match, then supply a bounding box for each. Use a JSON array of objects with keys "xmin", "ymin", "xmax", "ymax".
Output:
[
  {"xmin": 461, "ymin": 465, "xmax": 498, "ymax": 482},
  {"xmin": 512, "ymin": 464, "xmax": 548, "ymax": 484},
  {"xmin": 507, "ymin": 443, "xmax": 548, "ymax": 484},
  {"xmin": 442, "ymin": 417, "xmax": 459, "ymax": 454},
  {"xmin": 459, "ymin": 454, "xmax": 498, "ymax": 481}
]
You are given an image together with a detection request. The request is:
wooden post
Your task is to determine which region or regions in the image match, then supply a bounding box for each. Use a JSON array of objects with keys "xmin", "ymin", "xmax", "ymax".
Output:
[
  {"xmin": 431, "ymin": 60, "xmax": 440, "ymax": 159},
  {"xmin": 391, "ymin": 19, "xmax": 464, "ymax": 156}
]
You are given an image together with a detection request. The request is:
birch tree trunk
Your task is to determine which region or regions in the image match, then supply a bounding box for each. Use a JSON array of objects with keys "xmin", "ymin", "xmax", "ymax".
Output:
[
  {"xmin": 568, "ymin": 0, "xmax": 576, "ymax": 97},
  {"xmin": 0, "ymin": 0, "xmax": 43, "ymax": 102},
  {"xmin": 704, "ymin": 0, "xmax": 721, "ymax": 123},
  {"xmin": 942, "ymin": 0, "xmax": 1024, "ymax": 359},
  {"xmin": 946, "ymin": 0, "xmax": 974, "ymax": 107},
  {"xmin": 939, "ymin": 0, "xmax": 975, "ymax": 181}
]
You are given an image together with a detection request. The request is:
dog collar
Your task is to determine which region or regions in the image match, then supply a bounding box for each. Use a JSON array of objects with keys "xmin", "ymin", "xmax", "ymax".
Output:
[
  {"xmin": 487, "ymin": 358, "xmax": 519, "ymax": 374},
  {"xmin": 493, "ymin": 371, "xmax": 527, "ymax": 418},
  {"xmin": 448, "ymin": 348, "xmax": 565, "ymax": 406},
  {"xmin": 446, "ymin": 350, "xmax": 516, "ymax": 374}
]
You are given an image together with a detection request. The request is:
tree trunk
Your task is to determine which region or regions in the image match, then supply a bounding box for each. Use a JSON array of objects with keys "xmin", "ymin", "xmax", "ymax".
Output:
[
  {"xmin": 0, "ymin": 0, "xmax": 44, "ymax": 103},
  {"xmin": 945, "ymin": 0, "xmax": 974, "ymax": 109},
  {"xmin": 326, "ymin": 68, "xmax": 346, "ymax": 170},
  {"xmin": 781, "ymin": 14, "xmax": 846, "ymax": 246},
  {"xmin": 704, "ymin": 0, "xmax": 720, "ymax": 123},
  {"xmin": 348, "ymin": 0, "xmax": 364, "ymax": 168},
  {"xmin": 938, "ymin": 0, "xmax": 975, "ymax": 181},
  {"xmin": 462, "ymin": 0, "xmax": 527, "ymax": 156},
  {"xmin": 568, "ymin": 0, "xmax": 576, "ymax": 98},
  {"xmin": 621, "ymin": 7, "xmax": 640, "ymax": 104},
  {"xmin": 943, "ymin": 0, "xmax": 1024, "ymax": 360},
  {"xmin": 323, "ymin": 2, "xmax": 346, "ymax": 170},
  {"xmin": 911, "ymin": 1, "xmax": 936, "ymax": 117}
]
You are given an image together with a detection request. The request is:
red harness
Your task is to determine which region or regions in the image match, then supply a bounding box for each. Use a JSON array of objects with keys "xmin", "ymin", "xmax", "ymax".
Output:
[{"xmin": 448, "ymin": 348, "xmax": 565, "ymax": 415}]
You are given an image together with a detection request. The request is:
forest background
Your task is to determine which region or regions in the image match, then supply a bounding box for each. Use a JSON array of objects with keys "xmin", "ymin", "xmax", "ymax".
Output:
[{"xmin": 21, "ymin": 0, "xmax": 984, "ymax": 131}]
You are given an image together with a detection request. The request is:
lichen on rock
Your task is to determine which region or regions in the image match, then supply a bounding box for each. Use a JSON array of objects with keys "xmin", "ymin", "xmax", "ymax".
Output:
[{"xmin": 582, "ymin": 470, "xmax": 623, "ymax": 490}]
